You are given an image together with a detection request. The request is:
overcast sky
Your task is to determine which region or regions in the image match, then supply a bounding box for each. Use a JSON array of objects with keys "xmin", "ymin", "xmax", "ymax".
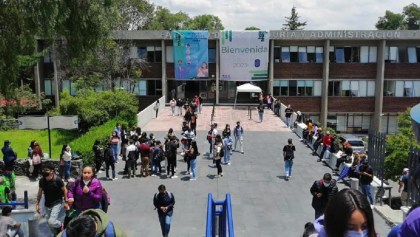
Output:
[{"xmin": 149, "ymin": 0, "xmax": 415, "ymax": 30}]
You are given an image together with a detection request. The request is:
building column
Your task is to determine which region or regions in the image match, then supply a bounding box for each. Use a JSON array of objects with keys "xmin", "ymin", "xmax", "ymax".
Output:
[
  {"xmin": 161, "ymin": 39, "xmax": 167, "ymax": 101},
  {"xmin": 215, "ymin": 39, "xmax": 219, "ymax": 104},
  {"xmin": 268, "ymin": 40, "xmax": 274, "ymax": 95},
  {"xmin": 52, "ymin": 41, "xmax": 60, "ymax": 107},
  {"xmin": 320, "ymin": 40, "xmax": 330, "ymax": 128},
  {"xmin": 373, "ymin": 40, "xmax": 386, "ymax": 132}
]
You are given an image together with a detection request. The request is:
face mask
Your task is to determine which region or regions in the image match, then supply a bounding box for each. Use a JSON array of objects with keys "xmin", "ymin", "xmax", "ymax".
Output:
[
  {"xmin": 323, "ymin": 182, "xmax": 331, "ymax": 187},
  {"xmin": 345, "ymin": 229, "xmax": 368, "ymax": 237},
  {"xmin": 42, "ymin": 171, "xmax": 50, "ymax": 177}
]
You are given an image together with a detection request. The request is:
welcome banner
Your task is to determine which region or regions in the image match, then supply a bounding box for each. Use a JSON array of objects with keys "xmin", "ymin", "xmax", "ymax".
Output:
[
  {"xmin": 220, "ymin": 30, "xmax": 269, "ymax": 81},
  {"xmin": 173, "ymin": 30, "xmax": 209, "ymax": 80}
]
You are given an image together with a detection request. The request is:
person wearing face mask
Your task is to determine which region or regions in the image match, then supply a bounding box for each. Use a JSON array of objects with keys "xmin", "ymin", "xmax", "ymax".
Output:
[
  {"xmin": 313, "ymin": 188, "xmax": 378, "ymax": 237},
  {"xmin": 310, "ymin": 173, "xmax": 339, "ymax": 220},
  {"xmin": 36, "ymin": 163, "xmax": 69, "ymax": 235},
  {"xmin": 153, "ymin": 184, "xmax": 175, "ymax": 237},
  {"xmin": 66, "ymin": 165, "xmax": 103, "ymax": 226}
]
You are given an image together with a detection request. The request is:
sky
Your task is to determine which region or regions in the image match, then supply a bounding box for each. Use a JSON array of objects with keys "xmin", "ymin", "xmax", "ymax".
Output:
[{"xmin": 148, "ymin": 0, "xmax": 415, "ymax": 30}]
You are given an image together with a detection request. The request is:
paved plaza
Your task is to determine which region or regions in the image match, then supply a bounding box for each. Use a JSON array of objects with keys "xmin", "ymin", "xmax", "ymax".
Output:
[{"xmin": 95, "ymin": 105, "xmax": 392, "ymax": 236}]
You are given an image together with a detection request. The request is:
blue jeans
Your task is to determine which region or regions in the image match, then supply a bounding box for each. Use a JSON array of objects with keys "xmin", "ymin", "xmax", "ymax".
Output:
[
  {"xmin": 190, "ymin": 158, "xmax": 197, "ymax": 178},
  {"xmin": 112, "ymin": 144, "xmax": 118, "ymax": 162},
  {"xmin": 284, "ymin": 160, "xmax": 293, "ymax": 177},
  {"xmin": 158, "ymin": 214, "xmax": 172, "ymax": 237},
  {"xmin": 361, "ymin": 184, "xmax": 373, "ymax": 204},
  {"xmin": 223, "ymin": 147, "xmax": 231, "ymax": 164},
  {"xmin": 64, "ymin": 161, "xmax": 71, "ymax": 179},
  {"xmin": 286, "ymin": 117, "xmax": 291, "ymax": 127},
  {"xmin": 152, "ymin": 158, "xmax": 161, "ymax": 174},
  {"xmin": 258, "ymin": 112, "xmax": 263, "ymax": 122},
  {"xmin": 45, "ymin": 201, "xmax": 65, "ymax": 234}
]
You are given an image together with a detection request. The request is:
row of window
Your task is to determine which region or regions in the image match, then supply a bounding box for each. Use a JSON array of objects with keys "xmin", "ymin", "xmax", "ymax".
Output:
[
  {"xmin": 43, "ymin": 45, "xmax": 420, "ymax": 64},
  {"xmin": 44, "ymin": 79, "xmax": 162, "ymax": 96},
  {"xmin": 272, "ymin": 80, "xmax": 420, "ymax": 97}
]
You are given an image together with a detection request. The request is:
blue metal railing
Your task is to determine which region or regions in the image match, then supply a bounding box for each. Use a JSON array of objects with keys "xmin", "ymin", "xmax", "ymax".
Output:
[
  {"xmin": 206, "ymin": 193, "xmax": 234, "ymax": 237},
  {"xmin": 0, "ymin": 191, "xmax": 29, "ymax": 209}
]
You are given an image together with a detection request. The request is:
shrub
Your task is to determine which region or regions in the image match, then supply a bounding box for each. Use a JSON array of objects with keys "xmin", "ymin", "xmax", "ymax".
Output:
[
  {"xmin": 70, "ymin": 118, "xmax": 123, "ymax": 165},
  {"xmin": 58, "ymin": 89, "xmax": 137, "ymax": 132}
]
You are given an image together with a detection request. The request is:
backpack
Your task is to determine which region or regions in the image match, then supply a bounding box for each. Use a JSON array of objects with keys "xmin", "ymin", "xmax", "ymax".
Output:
[
  {"xmin": 207, "ymin": 129, "xmax": 213, "ymax": 143},
  {"xmin": 61, "ymin": 221, "xmax": 116, "ymax": 237},
  {"xmin": 219, "ymin": 148, "xmax": 224, "ymax": 158},
  {"xmin": 284, "ymin": 145, "xmax": 294, "ymax": 160},
  {"xmin": 103, "ymin": 147, "xmax": 114, "ymax": 163}
]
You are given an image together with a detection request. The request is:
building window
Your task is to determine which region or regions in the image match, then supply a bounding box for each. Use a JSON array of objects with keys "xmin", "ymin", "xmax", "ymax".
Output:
[
  {"xmin": 43, "ymin": 51, "xmax": 52, "ymax": 63},
  {"xmin": 328, "ymin": 80, "xmax": 375, "ymax": 96},
  {"xmin": 386, "ymin": 80, "xmax": 420, "ymax": 97},
  {"xmin": 279, "ymin": 46, "xmax": 323, "ymax": 63},
  {"xmin": 144, "ymin": 46, "xmax": 162, "ymax": 62},
  {"xmin": 166, "ymin": 46, "xmax": 174, "ymax": 63},
  {"xmin": 408, "ymin": 47, "xmax": 420, "ymax": 63},
  {"xmin": 360, "ymin": 46, "xmax": 377, "ymax": 63},
  {"xmin": 273, "ymin": 80, "xmax": 321, "ymax": 96},
  {"xmin": 385, "ymin": 46, "xmax": 399, "ymax": 63},
  {"xmin": 333, "ymin": 47, "xmax": 360, "ymax": 63},
  {"xmin": 44, "ymin": 79, "xmax": 54, "ymax": 96},
  {"xmin": 138, "ymin": 80, "xmax": 147, "ymax": 96},
  {"xmin": 209, "ymin": 48, "xmax": 216, "ymax": 63}
]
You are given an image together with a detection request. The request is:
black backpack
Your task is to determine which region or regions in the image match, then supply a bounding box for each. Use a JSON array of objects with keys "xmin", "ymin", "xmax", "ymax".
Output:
[
  {"xmin": 219, "ymin": 148, "xmax": 224, "ymax": 158},
  {"xmin": 284, "ymin": 145, "xmax": 294, "ymax": 160}
]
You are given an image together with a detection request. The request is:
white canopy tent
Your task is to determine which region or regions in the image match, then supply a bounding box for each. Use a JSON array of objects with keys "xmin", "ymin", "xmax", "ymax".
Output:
[{"xmin": 234, "ymin": 83, "xmax": 262, "ymax": 109}]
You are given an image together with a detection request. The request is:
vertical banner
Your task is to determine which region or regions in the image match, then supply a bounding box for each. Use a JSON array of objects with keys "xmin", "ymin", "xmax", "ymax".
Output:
[
  {"xmin": 173, "ymin": 30, "xmax": 209, "ymax": 80},
  {"xmin": 220, "ymin": 30, "xmax": 269, "ymax": 81}
]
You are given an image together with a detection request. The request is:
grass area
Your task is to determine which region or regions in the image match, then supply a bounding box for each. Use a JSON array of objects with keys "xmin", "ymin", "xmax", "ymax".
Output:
[{"xmin": 0, "ymin": 129, "xmax": 79, "ymax": 159}]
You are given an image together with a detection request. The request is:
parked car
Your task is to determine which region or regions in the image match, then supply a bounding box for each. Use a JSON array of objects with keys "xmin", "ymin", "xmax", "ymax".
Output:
[{"xmin": 339, "ymin": 134, "xmax": 367, "ymax": 154}]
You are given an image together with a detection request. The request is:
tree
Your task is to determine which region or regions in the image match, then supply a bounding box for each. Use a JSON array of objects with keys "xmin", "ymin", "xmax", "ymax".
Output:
[
  {"xmin": 384, "ymin": 108, "xmax": 420, "ymax": 180},
  {"xmin": 375, "ymin": 3, "xmax": 420, "ymax": 30},
  {"xmin": 142, "ymin": 6, "xmax": 190, "ymax": 30},
  {"xmin": 116, "ymin": 0, "xmax": 155, "ymax": 30},
  {"xmin": 403, "ymin": 3, "xmax": 420, "ymax": 30},
  {"xmin": 185, "ymin": 15, "xmax": 224, "ymax": 30},
  {"xmin": 245, "ymin": 26, "xmax": 261, "ymax": 30},
  {"xmin": 282, "ymin": 6, "xmax": 307, "ymax": 30}
]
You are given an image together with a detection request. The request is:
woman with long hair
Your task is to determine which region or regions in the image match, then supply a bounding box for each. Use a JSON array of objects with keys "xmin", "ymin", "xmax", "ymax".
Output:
[
  {"xmin": 213, "ymin": 135, "xmax": 224, "ymax": 178},
  {"xmin": 318, "ymin": 188, "xmax": 377, "ymax": 237},
  {"xmin": 31, "ymin": 142, "xmax": 43, "ymax": 179},
  {"xmin": 61, "ymin": 144, "xmax": 73, "ymax": 182},
  {"xmin": 188, "ymin": 140, "xmax": 199, "ymax": 181}
]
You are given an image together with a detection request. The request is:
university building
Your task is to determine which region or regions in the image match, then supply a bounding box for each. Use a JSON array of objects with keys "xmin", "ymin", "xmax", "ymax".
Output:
[{"xmin": 34, "ymin": 30, "xmax": 420, "ymax": 134}]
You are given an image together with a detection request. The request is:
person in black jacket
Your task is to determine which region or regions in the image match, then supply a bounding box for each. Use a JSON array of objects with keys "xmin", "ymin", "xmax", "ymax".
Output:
[
  {"xmin": 92, "ymin": 140, "xmax": 103, "ymax": 175},
  {"xmin": 310, "ymin": 173, "xmax": 339, "ymax": 219},
  {"xmin": 153, "ymin": 184, "xmax": 175, "ymax": 237}
]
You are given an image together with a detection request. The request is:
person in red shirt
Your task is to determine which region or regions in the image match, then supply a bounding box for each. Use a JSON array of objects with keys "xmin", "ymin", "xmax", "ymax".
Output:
[
  {"xmin": 318, "ymin": 131, "xmax": 333, "ymax": 162},
  {"xmin": 139, "ymin": 139, "xmax": 151, "ymax": 177}
]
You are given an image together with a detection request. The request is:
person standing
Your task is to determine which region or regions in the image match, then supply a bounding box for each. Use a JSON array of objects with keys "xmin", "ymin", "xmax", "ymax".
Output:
[
  {"xmin": 213, "ymin": 135, "xmax": 224, "ymax": 177},
  {"xmin": 0, "ymin": 206, "xmax": 24, "ymax": 237},
  {"xmin": 92, "ymin": 140, "xmax": 103, "ymax": 175},
  {"xmin": 110, "ymin": 131, "xmax": 120, "ymax": 163},
  {"xmin": 233, "ymin": 121, "xmax": 244, "ymax": 154},
  {"xmin": 190, "ymin": 112, "xmax": 197, "ymax": 136},
  {"xmin": 283, "ymin": 138, "xmax": 295, "ymax": 181},
  {"xmin": 153, "ymin": 184, "xmax": 175, "ymax": 237},
  {"xmin": 284, "ymin": 105, "xmax": 294, "ymax": 128},
  {"xmin": 359, "ymin": 160, "xmax": 374, "ymax": 208},
  {"xmin": 310, "ymin": 173, "xmax": 339, "ymax": 219},
  {"xmin": 104, "ymin": 143, "xmax": 117, "ymax": 180},
  {"xmin": 170, "ymin": 98, "xmax": 176, "ymax": 116},
  {"xmin": 125, "ymin": 140, "xmax": 137, "ymax": 178},
  {"xmin": 113, "ymin": 123, "xmax": 122, "ymax": 160},
  {"xmin": 188, "ymin": 141, "xmax": 199, "ymax": 181},
  {"xmin": 257, "ymin": 102, "xmax": 264, "ymax": 122},
  {"xmin": 36, "ymin": 163, "xmax": 69, "ymax": 235},
  {"xmin": 139, "ymin": 139, "xmax": 151, "ymax": 177},
  {"xmin": 166, "ymin": 136, "xmax": 179, "ymax": 179},
  {"xmin": 266, "ymin": 94, "xmax": 273, "ymax": 110},
  {"xmin": 154, "ymin": 100, "xmax": 160, "ymax": 118},
  {"xmin": 222, "ymin": 134, "xmax": 233, "ymax": 165},
  {"xmin": 2, "ymin": 140, "xmax": 16, "ymax": 169},
  {"xmin": 399, "ymin": 168, "xmax": 409, "ymax": 206},
  {"xmin": 176, "ymin": 98, "xmax": 183, "ymax": 116},
  {"xmin": 31, "ymin": 142, "xmax": 44, "ymax": 180},
  {"xmin": 61, "ymin": 144, "xmax": 73, "ymax": 182}
]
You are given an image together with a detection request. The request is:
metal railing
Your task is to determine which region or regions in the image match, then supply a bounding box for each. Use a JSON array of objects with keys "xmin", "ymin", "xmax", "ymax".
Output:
[
  {"xmin": 206, "ymin": 193, "xmax": 234, "ymax": 237},
  {"xmin": 0, "ymin": 191, "xmax": 29, "ymax": 209}
]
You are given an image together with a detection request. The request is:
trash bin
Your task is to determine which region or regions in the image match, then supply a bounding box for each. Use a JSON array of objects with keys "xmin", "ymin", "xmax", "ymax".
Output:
[{"xmin": 350, "ymin": 178, "xmax": 359, "ymax": 190}]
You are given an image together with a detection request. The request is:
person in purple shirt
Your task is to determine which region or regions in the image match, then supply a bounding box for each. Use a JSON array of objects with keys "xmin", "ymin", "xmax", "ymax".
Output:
[
  {"xmin": 397, "ymin": 205, "xmax": 420, "ymax": 237},
  {"xmin": 67, "ymin": 165, "xmax": 103, "ymax": 215}
]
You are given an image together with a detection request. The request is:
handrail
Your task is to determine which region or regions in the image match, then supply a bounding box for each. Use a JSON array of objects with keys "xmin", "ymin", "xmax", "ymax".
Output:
[
  {"xmin": 206, "ymin": 193, "xmax": 234, "ymax": 237},
  {"xmin": 0, "ymin": 191, "xmax": 29, "ymax": 209}
]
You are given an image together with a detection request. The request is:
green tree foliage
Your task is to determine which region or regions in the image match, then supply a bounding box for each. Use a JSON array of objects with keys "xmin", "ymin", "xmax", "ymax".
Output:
[
  {"xmin": 57, "ymin": 89, "xmax": 137, "ymax": 132},
  {"xmin": 142, "ymin": 6, "xmax": 190, "ymax": 30},
  {"xmin": 185, "ymin": 15, "xmax": 224, "ymax": 30},
  {"xmin": 282, "ymin": 6, "xmax": 307, "ymax": 30},
  {"xmin": 376, "ymin": 3, "xmax": 420, "ymax": 30},
  {"xmin": 384, "ymin": 108, "xmax": 420, "ymax": 180},
  {"xmin": 116, "ymin": 0, "xmax": 155, "ymax": 30},
  {"xmin": 245, "ymin": 26, "xmax": 261, "ymax": 30}
]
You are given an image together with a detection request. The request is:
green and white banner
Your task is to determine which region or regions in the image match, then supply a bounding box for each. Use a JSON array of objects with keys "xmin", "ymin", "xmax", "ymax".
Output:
[{"xmin": 220, "ymin": 30, "xmax": 269, "ymax": 81}]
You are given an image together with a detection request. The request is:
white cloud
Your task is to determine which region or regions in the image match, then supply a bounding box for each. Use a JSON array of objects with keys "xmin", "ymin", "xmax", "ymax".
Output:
[{"xmin": 149, "ymin": 0, "xmax": 415, "ymax": 30}]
